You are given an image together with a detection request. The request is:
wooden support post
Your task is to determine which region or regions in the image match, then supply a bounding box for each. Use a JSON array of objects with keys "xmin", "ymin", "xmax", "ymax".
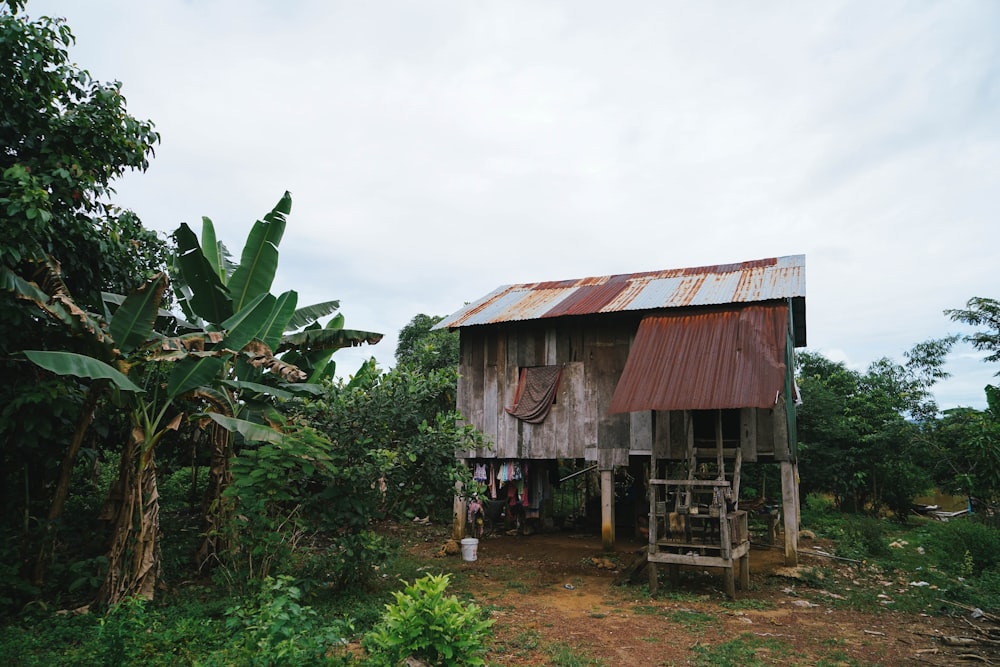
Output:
[
  {"xmin": 781, "ymin": 461, "xmax": 799, "ymax": 566},
  {"xmin": 739, "ymin": 554, "xmax": 750, "ymax": 590},
  {"xmin": 601, "ymin": 468, "xmax": 615, "ymax": 551},
  {"xmin": 724, "ymin": 564, "xmax": 736, "ymax": 599},
  {"xmin": 452, "ymin": 480, "xmax": 466, "ymax": 542}
]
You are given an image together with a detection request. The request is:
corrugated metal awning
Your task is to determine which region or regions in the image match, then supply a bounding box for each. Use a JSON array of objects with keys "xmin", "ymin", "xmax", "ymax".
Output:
[{"xmin": 608, "ymin": 304, "xmax": 790, "ymax": 413}]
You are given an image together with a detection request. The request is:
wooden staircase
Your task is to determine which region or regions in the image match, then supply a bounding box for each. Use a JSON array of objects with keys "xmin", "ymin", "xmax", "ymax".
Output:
[{"xmin": 647, "ymin": 409, "xmax": 750, "ymax": 598}]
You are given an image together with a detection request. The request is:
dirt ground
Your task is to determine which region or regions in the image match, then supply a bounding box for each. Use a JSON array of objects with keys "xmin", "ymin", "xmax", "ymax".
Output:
[{"xmin": 395, "ymin": 523, "xmax": 998, "ymax": 666}]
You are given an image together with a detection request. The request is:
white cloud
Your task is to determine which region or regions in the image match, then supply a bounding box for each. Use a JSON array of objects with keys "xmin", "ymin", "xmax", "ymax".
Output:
[{"xmin": 26, "ymin": 0, "xmax": 1000, "ymax": 408}]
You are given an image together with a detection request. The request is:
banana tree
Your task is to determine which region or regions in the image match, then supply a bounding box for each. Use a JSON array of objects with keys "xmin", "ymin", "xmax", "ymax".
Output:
[
  {"xmin": 12, "ymin": 262, "xmax": 296, "ymax": 603},
  {"xmin": 169, "ymin": 192, "xmax": 382, "ymax": 567}
]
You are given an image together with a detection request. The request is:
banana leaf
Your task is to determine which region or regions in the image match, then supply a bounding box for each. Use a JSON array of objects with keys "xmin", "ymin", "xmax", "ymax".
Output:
[
  {"xmin": 174, "ymin": 223, "xmax": 234, "ymax": 324},
  {"xmin": 108, "ymin": 273, "xmax": 167, "ymax": 355},
  {"xmin": 261, "ymin": 290, "xmax": 298, "ymax": 350},
  {"xmin": 2, "ymin": 267, "xmax": 113, "ymax": 351},
  {"xmin": 285, "ymin": 300, "xmax": 341, "ymax": 332},
  {"xmin": 276, "ymin": 327, "xmax": 383, "ymax": 354},
  {"xmin": 275, "ymin": 381, "xmax": 325, "ymax": 396},
  {"xmin": 166, "ymin": 356, "xmax": 226, "ymax": 400},
  {"xmin": 199, "ymin": 216, "xmax": 226, "ymax": 285},
  {"xmin": 101, "ymin": 291, "xmax": 198, "ymax": 331},
  {"xmin": 221, "ymin": 293, "xmax": 272, "ymax": 352},
  {"xmin": 227, "ymin": 192, "xmax": 290, "ymax": 313},
  {"xmin": 204, "ymin": 412, "xmax": 284, "ymax": 443},
  {"xmin": 220, "ymin": 379, "xmax": 297, "ymax": 401},
  {"xmin": 24, "ymin": 350, "xmax": 143, "ymax": 393}
]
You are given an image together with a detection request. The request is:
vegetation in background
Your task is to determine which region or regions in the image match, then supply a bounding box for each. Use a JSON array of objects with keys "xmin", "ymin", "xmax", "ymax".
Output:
[
  {"xmin": 395, "ymin": 313, "xmax": 460, "ymax": 375},
  {"xmin": 0, "ymin": 0, "xmax": 166, "ymax": 609}
]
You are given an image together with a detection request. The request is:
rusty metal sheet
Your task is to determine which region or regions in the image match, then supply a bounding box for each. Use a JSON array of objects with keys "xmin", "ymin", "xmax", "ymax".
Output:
[
  {"xmin": 434, "ymin": 254, "xmax": 805, "ymax": 330},
  {"xmin": 608, "ymin": 304, "xmax": 790, "ymax": 412}
]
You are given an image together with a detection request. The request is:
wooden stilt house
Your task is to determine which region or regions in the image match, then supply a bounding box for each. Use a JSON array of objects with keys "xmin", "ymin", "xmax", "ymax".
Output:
[{"xmin": 436, "ymin": 255, "xmax": 806, "ymax": 591}]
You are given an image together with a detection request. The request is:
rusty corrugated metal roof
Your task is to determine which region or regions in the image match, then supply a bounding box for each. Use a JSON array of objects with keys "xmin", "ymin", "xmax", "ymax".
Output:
[
  {"xmin": 608, "ymin": 304, "xmax": 790, "ymax": 412},
  {"xmin": 436, "ymin": 254, "xmax": 805, "ymax": 329}
]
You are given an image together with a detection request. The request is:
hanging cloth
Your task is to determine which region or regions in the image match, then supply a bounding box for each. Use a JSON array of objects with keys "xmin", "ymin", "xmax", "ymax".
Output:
[{"xmin": 505, "ymin": 365, "xmax": 563, "ymax": 424}]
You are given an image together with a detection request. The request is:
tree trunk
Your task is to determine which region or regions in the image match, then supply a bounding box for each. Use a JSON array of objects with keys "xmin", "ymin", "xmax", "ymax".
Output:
[
  {"xmin": 97, "ymin": 427, "xmax": 161, "ymax": 605},
  {"xmin": 196, "ymin": 422, "xmax": 232, "ymax": 571},
  {"xmin": 33, "ymin": 382, "xmax": 103, "ymax": 586}
]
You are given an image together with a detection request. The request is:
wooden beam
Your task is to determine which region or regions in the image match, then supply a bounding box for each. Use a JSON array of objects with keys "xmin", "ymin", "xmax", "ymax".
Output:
[
  {"xmin": 452, "ymin": 477, "xmax": 466, "ymax": 541},
  {"xmin": 781, "ymin": 460, "xmax": 799, "ymax": 565},
  {"xmin": 601, "ymin": 468, "xmax": 615, "ymax": 551}
]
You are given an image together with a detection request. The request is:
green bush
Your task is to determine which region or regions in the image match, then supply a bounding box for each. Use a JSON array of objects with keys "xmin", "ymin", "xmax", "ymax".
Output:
[
  {"xmin": 838, "ymin": 515, "xmax": 891, "ymax": 560},
  {"xmin": 362, "ymin": 574, "xmax": 494, "ymax": 667},
  {"xmin": 211, "ymin": 575, "xmax": 352, "ymax": 666},
  {"xmin": 922, "ymin": 518, "xmax": 1000, "ymax": 576}
]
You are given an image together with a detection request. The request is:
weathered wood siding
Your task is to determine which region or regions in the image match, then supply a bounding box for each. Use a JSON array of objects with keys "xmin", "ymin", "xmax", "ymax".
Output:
[
  {"xmin": 455, "ymin": 317, "xmax": 796, "ymax": 464},
  {"xmin": 456, "ymin": 318, "xmax": 633, "ymax": 463}
]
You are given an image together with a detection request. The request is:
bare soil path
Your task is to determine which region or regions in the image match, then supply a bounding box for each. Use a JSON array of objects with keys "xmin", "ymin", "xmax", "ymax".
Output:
[{"xmin": 392, "ymin": 523, "xmax": 996, "ymax": 666}]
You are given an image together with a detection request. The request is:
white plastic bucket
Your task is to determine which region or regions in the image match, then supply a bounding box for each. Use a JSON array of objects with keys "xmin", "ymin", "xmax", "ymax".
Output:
[{"xmin": 460, "ymin": 537, "xmax": 479, "ymax": 562}]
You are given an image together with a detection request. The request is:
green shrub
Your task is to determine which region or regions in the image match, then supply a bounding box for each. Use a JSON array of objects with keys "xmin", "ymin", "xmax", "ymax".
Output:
[
  {"xmin": 922, "ymin": 518, "xmax": 1000, "ymax": 576},
  {"xmin": 212, "ymin": 575, "xmax": 352, "ymax": 666},
  {"xmin": 837, "ymin": 516, "xmax": 891, "ymax": 560},
  {"xmin": 362, "ymin": 573, "xmax": 494, "ymax": 667}
]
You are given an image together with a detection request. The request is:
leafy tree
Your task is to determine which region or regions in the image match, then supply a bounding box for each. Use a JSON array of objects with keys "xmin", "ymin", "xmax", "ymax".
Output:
[
  {"xmin": 946, "ymin": 297, "xmax": 1000, "ymax": 371},
  {"xmin": 0, "ymin": 1, "xmax": 166, "ymax": 563},
  {"xmin": 927, "ymin": 388, "xmax": 1000, "ymax": 508},
  {"xmin": 0, "ymin": 2, "xmax": 164, "ymax": 309},
  {"xmin": 797, "ymin": 338, "xmax": 954, "ymax": 519},
  {"xmin": 167, "ymin": 195, "xmax": 382, "ymax": 568},
  {"xmin": 295, "ymin": 362, "xmax": 484, "ymax": 523},
  {"xmin": 395, "ymin": 314, "xmax": 460, "ymax": 374},
  {"xmin": 9, "ymin": 193, "xmax": 381, "ymax": 604}
]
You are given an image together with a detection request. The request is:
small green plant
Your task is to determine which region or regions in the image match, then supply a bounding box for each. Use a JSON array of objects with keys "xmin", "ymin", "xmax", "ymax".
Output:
[
  {"xmin": 362, "ymin": 573, "xmax": 494, "ymax": 667},
  {"xmin": 221, "ymin": 575, "xmax": 351, "ymax": 666},
  {"xmin": 97, "ymin": 597, "xmax": 150, "ymax": 667},
  {"xmin": 961, "ymin": 549, "xmax": 975, "ymax": 578}
]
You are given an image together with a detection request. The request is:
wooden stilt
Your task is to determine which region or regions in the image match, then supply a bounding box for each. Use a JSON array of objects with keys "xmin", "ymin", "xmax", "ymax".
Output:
[
  {"xmin": 724, "ymin": 564, "xmax": 736, "ymax": 599},
  {"xmin": 601, "ymin": 468, "xmax": 615, "ymax": 551},
  {"xmin": 781, "ymin": 460, "xmax": 799, "ymax": 566},
  {"xmin": 452, "ymin": 479, "xmax": 466, "ymax": 542}
]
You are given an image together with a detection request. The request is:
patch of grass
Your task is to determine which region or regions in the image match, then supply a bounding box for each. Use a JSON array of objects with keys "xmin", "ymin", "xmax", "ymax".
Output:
[
  {"xmin": 545, "ymin": 642, "xmax": 607, "ymax": 667},
  {"xmin": 490, "ymin": 628, "xmax": 542, "ymax": 661},
  {"xmin": 667, "ymin": 608, "xmax": 717, "ymax": 631},
  {"xmin": 814, "ymin": 650, "xmax": 876, "ymax": 667},
  {"xmin": 505, "ymin": 580, "xmax": 531, "ymax": 593},
  {"xmin": 719, "ymin": 598, "xmax": 774, "ymax": 611},
  {"xmin": 690, "ymin": 633, "xmax": 790, "ymax": 667},
  {"xmin": 658, "ymin": 589, "xmax": 705, "ymax": 603}
]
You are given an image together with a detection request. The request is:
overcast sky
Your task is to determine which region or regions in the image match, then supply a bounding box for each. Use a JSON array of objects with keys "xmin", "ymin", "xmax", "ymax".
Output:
[{"xmin": 26, "ymin": 0, "xmax": 1000, "ymax": 409}]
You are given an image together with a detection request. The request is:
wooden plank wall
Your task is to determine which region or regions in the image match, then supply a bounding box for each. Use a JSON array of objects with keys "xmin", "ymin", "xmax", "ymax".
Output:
[
  {"xmin": 455, "ymin": 321, "xmax": 796, "ymax": 464},
  {"xmin": 456, "ymin": 320, "xmax": 631, "ymax": 462}
]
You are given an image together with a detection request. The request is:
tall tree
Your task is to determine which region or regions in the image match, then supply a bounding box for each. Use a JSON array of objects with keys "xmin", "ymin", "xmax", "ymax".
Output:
[
  {"xmin": 395, "ymin": 314, "xmax": 460, "ymax": 374},
  {"xmin": 13, "ymin": 193, "xmax": 382, "ymax": 604},
  {"xmin": 0, "ymin": 2, "xmax": 164, "ymax": 551},
  {"xmin": 946, "ymin": 297, "xmax": 1000, "ymax": 372},
  {"xmin": 796, "ymin": 338, "xmax": 955, "ymax": 518}
]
